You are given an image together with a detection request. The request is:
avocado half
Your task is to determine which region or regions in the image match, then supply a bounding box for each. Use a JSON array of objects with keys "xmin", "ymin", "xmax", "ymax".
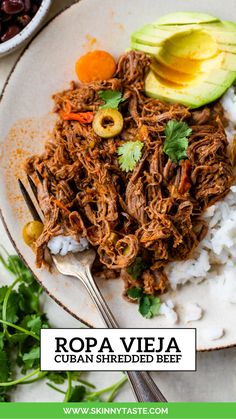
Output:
[{"xmin": 130, "ymin": 12, "xmax": 236, "ymax": 108}]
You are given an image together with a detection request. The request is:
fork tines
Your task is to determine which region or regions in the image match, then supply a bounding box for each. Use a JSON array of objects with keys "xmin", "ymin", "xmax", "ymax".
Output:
[
  {"xmin": 18, "ymin": 178, "xmax": 42, "ymax": 222},
  {"xmin": 44, "ymin": 164, "xmax": 56, "ymax": 183},
  {"xmin": 35, "ymin": 169, "xmax": 44, "ymax": 185},
  {"xmin": 27, "ymin": 174, "xmax": 38, "ymax": 201}
]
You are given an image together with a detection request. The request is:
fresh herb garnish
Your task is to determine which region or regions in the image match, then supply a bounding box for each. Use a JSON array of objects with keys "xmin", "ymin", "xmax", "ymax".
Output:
[
  {"xmin": 127, "ymin": 287, "xmax": 143, "ymax": 299},
  {"xmin": 127, "ymin": 287, "xmax": 161, "ymax": 319},
  {"xmin": 118, "ymin": 141, "xmax": 144, "ymax": 172},
  {"xmin": 0, "ymin": 253, "xmax": 127, "ymax": 402},
  {"xmin": 138, "ymin": 294, "xmax": 161, "ymax": 319},
  {"xmin": 98, "ymin": 90, "xmax": 124, "ymax": 110},
  {"xmin": 163, "ymin": 120, "xmax": 192, "ymax": 164},
  {"xmin": 127, "ymin": 257, "xmax": 149, "ymax": 280}
]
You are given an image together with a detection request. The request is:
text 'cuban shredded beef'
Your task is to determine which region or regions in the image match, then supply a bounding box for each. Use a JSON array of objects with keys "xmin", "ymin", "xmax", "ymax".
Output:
[{"xmin": 24, "ymin": 51, "xmax": 234, "ymax": 299}]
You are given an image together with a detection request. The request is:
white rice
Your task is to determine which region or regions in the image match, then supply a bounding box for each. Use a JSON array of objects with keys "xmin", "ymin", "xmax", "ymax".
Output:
[
  {"xmin": 161, "ymin": 87, "xmax": 236, "ymax": 326},
  {"xmin": 220, "ymin": 86, "xmax": 236, "ymax": 141},
  {"xmin": 159, "ymin": 299, "xmax": 178, "ymax": 324},
  {"xmin": 183, "ymin": 303, "xmax": 203, "ymax": 323},
  {"xmin": 164, "ymin": 188, "xmax": 236, "ymax": 325},
  {"xmin": 48, "ymin": 235, "xmax": 89, "ymax": 256},
  {"xmin": 203, "ymin": 327, "xmax": 225, "ymax": 341},
  {"xmin": 166, "ymin": 185, "xmax": 236, "ymax": 299}
]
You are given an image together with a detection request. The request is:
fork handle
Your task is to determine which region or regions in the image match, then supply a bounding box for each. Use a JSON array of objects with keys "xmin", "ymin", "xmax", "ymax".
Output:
[
  {"xmin": 84, "ymin": 267, "xmax": 118, "ymax": 328},
  {"xmin": 77, "ymin": 268, "xmax": 167, "ymax": 402}
]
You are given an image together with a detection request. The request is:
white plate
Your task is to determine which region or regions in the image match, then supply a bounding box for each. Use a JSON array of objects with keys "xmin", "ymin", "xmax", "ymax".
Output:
[{"xmin": 0, "ymin": 0, "xmax": 236, "ymax": 351}]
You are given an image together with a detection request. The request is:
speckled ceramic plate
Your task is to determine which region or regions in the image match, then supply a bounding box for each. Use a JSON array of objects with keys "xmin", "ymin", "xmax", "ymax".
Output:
[{"xmin": 1, "ymin": 0, "xmax": 236, "ymax": 351}]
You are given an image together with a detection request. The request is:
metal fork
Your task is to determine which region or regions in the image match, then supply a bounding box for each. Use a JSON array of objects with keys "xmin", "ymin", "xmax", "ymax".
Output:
[{"xmin": 18, "ymin": 175, "xmax": 167, "ymax": 403}]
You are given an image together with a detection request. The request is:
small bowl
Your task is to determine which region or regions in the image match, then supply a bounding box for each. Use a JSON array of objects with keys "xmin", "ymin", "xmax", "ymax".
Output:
[{"xmin": 0, "ymin": 0, "xmax": 52, "ymax": 57}]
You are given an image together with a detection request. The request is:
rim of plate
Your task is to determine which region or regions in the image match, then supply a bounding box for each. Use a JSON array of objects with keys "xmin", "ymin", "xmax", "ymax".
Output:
[{"xmin": 0, "ymin": 0, "xmax": 234, "ymax": 352}]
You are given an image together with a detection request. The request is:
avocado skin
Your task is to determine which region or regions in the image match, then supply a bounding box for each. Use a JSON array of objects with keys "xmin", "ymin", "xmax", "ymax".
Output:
[
  {"xmin": 145, "ymin": 70, "xmax": 236, "ymax": 109},
  {"xmin": 154, "ymin": 12, "xmax": 220, "ymax": 25}
]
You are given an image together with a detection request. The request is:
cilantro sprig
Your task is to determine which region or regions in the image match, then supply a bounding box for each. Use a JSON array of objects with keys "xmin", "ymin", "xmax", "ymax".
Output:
[
  {"xmin": 0, "ymin": 253, "xmax": 127, "ymax": 402},
  {"xmin": 127, "ymin": 287, "xmax": 161, "ymax": 319},
  {"xmin": 118, "ymin": 141, "xmax": 144, "ymax": 172},
  {"xmin": 127, "ymin": 257, "xmax": 149, "ymax": 280},
  {"xmin": 98, "ymin": 90, "xmax": 124, "ymax": 110},
  {"xmin": 127, "ymin": 258, "xmax": 161, "ymax": 320},
  {"xmin": 163, "ymin": 120, "xmax": 192, "ymax": 164}
]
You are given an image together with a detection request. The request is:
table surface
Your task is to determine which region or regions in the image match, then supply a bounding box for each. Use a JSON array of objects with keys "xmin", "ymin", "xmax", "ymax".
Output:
[{"xmin": 0, "ymin": 0, "xmax": 236, "ymax": 403}]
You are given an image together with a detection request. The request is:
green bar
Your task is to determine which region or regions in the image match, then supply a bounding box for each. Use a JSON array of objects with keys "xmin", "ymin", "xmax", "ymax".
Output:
[{"xmin": 0, "ymin": 403, "xmax": 236, "ymax": 419}]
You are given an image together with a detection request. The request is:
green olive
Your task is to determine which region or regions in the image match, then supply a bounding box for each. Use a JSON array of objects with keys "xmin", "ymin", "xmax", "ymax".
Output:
[
  {"xmin": 23, "ymin": 221, "xmax": 44, "ymax": 246},
  {"xmin": 92, "ymin": 108, "xmax": 123, "ymax": 138}
]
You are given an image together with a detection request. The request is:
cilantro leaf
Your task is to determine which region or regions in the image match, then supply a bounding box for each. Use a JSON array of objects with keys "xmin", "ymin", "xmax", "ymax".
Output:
[
  {"xmin": 139, "ymin": 295, "xmax": 161, "ymax": 319},
  {"xmin": 4, "ymin": 291, "xmax": 20, "ymax": 324},
  {"xmin": 19, "ymin": 314, "xmax": 49, "ymax": 338},
  {"xmin": 22, "ymin": 346, "xmax": 40, "ymax": 370},
  {"xmin": 68, "ymin": 385, "xmax": 86, "ymax": 402},
  {"xmin": 0, "ymin": 349, "xmax": 9, "ymax": 382},
  {"xmin": 127, "ymin": 287, "xmax": 143, "ymax": 300},
  {"xmin": 47, "ymin": 372, "xmax": 67, "ymax": 385},
  {"xmin": 70, "ymin": 372, "xmax": 82, "ymax": 381},
  {"xmin": 8, "ymin": 332, "xmax": 28, "ymax": 345},
  {"xmin": 118, "ymin": 141, "xmax": 144, "ymax": 172},
  {"xmin": 98, "ymin": 90, "xmax": 124, "ymax": 110},
  {"xmin": 18, "ymin": 283, "xmax": 40, "ymax": 314},
  {"xmin": 127, "ymin": 257, "xmax": 149, "ymax": 280},
  {"xmin": 127, "ymin": 287, "xmax": 161, "ymax": 319},
  {"xmin": 26, "ymin": 315, "xmax": 42, "ymax": 335},
  {"xmin": 7, "ymin": 255, "xmax": 27, "ymax": 275},
  {"xmin": 6, "ymin": 255, "xmax": 37, "ymax": 287},
  {"xmin": 163, "ymin": 120, "xmax": 192, "ymax": 164}
]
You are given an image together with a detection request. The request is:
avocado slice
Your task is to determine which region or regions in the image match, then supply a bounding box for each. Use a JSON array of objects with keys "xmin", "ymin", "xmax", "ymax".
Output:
[
  {"xmin": 151, "ymin": 60, "xmax": 236, "ymax": 88},
  {"xmin": 162, "ymin": 30, "xmax": 218, "ymax": 60},
  {"xmin": 160, "ymin": 50, "xmax": 236, "ymax": 73},
  {"xmin": 223, "ymin": 20, "xmax": 236, "ymax": 30},
  {"xmin": 132, "ymin": 28, "xmax": 218, "ymax": 60},
  {"xmin": 222, "ymin": 53, "xmax": 236, "ymax": 71},
  {"xmin": 150, "ymin": 61, "xmax": 199, "ymax": 85},
  {"xmin": 130, "ymin": 41, "xmax": 210, "ymax": 74},
  {"xmin": 131, "ymin": 38, "xmax": 236, "ymax": 74},
  {"xmin": 131, "ymin": 32, "xmax": 168, "ymax": 46},
  {"xmin": 157, "ymin": 50, "xmax": 235, "ymax": 74},
  {"xmin": 131, "ymin": 13, "xmax": 236, "ymax": 108},
  {"xmin": 131, "ymin": 41, "xmax": 161, "ymax": 56},
  {"xmin": 145, "ymin": 70, "xmax": 236, "ymax": 108},
  {"xmin": 154, "ymin": 12, "xmax": 220, "ymax": 25},
  {"xmin": 219, "ymin": 44, "xmax": 236, "ymax": 53},
  {"xmin": 134, "ymin": 24, "xmax": 236, "ymax": 47}
]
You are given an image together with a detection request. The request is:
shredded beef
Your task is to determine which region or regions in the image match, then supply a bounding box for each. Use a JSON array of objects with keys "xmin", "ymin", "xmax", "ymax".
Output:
[{"xmin": 24, "ymin": 51, "xmax": 234, "ymax": 298}]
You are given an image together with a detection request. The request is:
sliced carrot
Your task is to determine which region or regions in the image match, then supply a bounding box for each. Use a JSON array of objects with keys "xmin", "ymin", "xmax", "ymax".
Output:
[
  {"xmin": 75, "ymin": 50, "xmax": 116, "ymax": 83},
  {"xmin": 61, "ymin": 111, "xmax": 94, "ymax": 124}
]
